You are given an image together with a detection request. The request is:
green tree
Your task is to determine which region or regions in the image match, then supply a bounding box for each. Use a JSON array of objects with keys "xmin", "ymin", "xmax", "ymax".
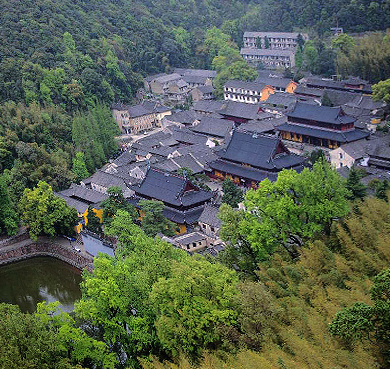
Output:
[
  {"xmin": 150, "ymin": 256, "xmax": 239, "ymax": 357},
  {"xmin": 86, "ymin": 205, "xmax": 102, "ymax": 235},
  {"xmin": 72, "ymin": 151, "xmax": 89, "ymax": 182},
  {"xmin": 309, "ymin": 149, "xmax": 326, "ymax": 164},
  {"xmin": 330, "ymin": 268, "xmax": 390, "ymax": 351},
  {"xmin": 255, "ymin": 37, "xmax": 262, "ymax": 49},
  {"xmin": 0, "ymin": 175, "xmax": 18, "ymax": 236},
  {"xmin": 100, "ymin": 186, "xmax": 137, "ymax": 225},
  {"xmin": 139, "ymin": 199, "xmax": 175, "ymax": 237},
  {"xmin": 222, "ymin": 178, "xmax": 243, "ymax": 208},
  {"xmin": 264, "ymin": 36, "xmax": 270, "ymax": 49},
  {"xmin": 0, "ymin": 302, "xmax": 115, "ymax": 369},
  {"xmin": 372, "ymin": 79, "xmax": 390, "ymax": 104},
  {"xmin": 19, "ymin": 181, "xmax": 78, "ymax": 240},
  {"xmin": 376, "ymin": 179, "xmax": 389, "ymax": 201},
  {"xmin": 232, "ymin": 160, "xmax": 349, "ymax": 259},
  {"xmin": 346, "ymin": 166, "xmax": 366, "ymax": 201},
  {"xmin": 321, "ymin": 91, "xmax": 333, "ymax": 106}
]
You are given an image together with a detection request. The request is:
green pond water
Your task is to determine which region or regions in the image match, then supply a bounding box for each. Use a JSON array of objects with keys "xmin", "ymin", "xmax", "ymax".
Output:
[{"xmin": 0, "ymin": 256, "xmax": 82, "ymax": 313}]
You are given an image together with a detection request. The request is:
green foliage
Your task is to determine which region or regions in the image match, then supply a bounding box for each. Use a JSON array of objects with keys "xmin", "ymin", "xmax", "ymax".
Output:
[
  {"xmin": 72, "ymin": 103, "xmax": 119, "ymax": 172},
  {"xmin": 238, "ymin": 160, "xmax": 350, "ymax": 259},
  {"xmin": 376, "ymin": 180, "xmax": 389, "ymax": 202},
  {"xmin": 151, "ymin": 256, "xmax": 239, "ymax": 357},
  {"xmin": 19, "ymin": 181, "xmax": 78, "ymax": 240},
  {"xmin": 76, "ymin": 210, "xmax": 238, "ymax": 366},
  {"xmin": 72, "ymin": 151, "xmax": 89, "ymax": 182},
  {"xmin": 100, "ymin": 186, "xmax": 137, "ymax": 226},
  {"xmin": 139, "ymin": 199, "xmax": 175, "ymax": 237},
  {"xmin": 264, "ymin": 36, "xmax": 270, "ymax": 49},
  {"xmin": 309, "ymin": 149, "xmax": 326, "ymax": 165},
  {"xmin": 346, "ymin": 166, "xmax": 366, "ymax": 201},
  {"xmin": 0, "ymin": 175, "xmax": 18, "ymax": 236},
  {"xmin": 373, "ymin": 78, "xmax": 390, "ymax": 104},
  {"xmin": 222, "ymin": 178, "xmax": 243, "ymax": 208},
  {"xmin": 86, "ymin": 205, "xmax": 102, "ymax": 235},
  {"xmin": 0, "ymin": 302, "xmax": 114, "ymax": 369},
  {"xmin": 321, "ymin": 91, "xmax": 333, "ymax": 107}
]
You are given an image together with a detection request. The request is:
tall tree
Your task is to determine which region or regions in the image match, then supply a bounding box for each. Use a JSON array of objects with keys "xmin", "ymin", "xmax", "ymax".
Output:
[
  {"xmin": 72, "ymin": 151, "xmax": 89, "ymax": 183},
  {"xmin": 0, "ymin": 175, "xmax": 18, "ymax": 236},
  {"xmin": 346, "ymin": 167, "xmax": 366, "ymax": 201},
  {"xmin": 86, "ymin": 205, "xmax": 102, "ymax": 235},
  {"xmin": 19, "ymin": 181, "xmax": 78, "ymax": 240},
  {"xmin": 139, "ymin": 199, "xmax": 175, "ymax": 237},
  {"xmin": 222, "ymin": 178, "xmax": 243, "ymax": 208}
]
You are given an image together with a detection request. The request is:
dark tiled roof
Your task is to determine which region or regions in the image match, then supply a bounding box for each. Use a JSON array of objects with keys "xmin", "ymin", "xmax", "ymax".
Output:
[
  {"xmin": 240, "ymin": 48, "xmax": 295, "ymax": 57},
  {"xmin": 339, "ymin": 140, "xmax": 369, "ymax": 159},
  {"xmin": 198, "ymin": 204, "xmax": 222, "ymax": 228},
  {"xmin": 277, "ymin": 123, "xmax": 370, "ymax": 142},
  {"xmin": 306, "ymin": 77, "xmax": 372, "ymax": 93},
  {"xmin": 174, "ymin": 232, "xmax": 206, "ymax": 245},
  {"xmin": 174, "ymin": 68, "xmax": 217, "ymax": 78},
  {"xmin": 56, "ymin": 193, "xmax": 89, "ymax": 214},
  {"xmin": 287, "ymin": 102, "xmax": 355, "ymax": 125},
  {"xmin": 144, "ymin": 73, "xmax": 167, "ymax": 83},
  {"xmin": 60, "ymin": 184, "xmax": 107, "ymax": 204},
  {"xmin": 168, "ymin": 126, "xmax": 208, "ymax": 145},
  {"xmin": 128, "ymin": 197, "xmax": 205, "ymax": 224},
  {"xmin": 111, "ymin": 151, "xmax": 136, "ymax": 167},
  {"xmin": 153, "ymin": 154, "xmax": 205, "ymax": 174},
  {"xmin": 218, "ymin": 131, "xmax": 306, "ymax": 170},
  {"xmin": 294, "ymin": 85, "xmax": 323, "ymax": 97},
  {"xmin": 244, "ymin": 31, "xmax": 308, "ymax": 39},
  {"xmin": 323, "ymin": 89, "xmax": 357, "ymax": 106},
  {"xmin": 218, "ymin": 101, "xmax": 262, "ymax": 120},
  {"xmin": 255, "ymin": 76, "xmax": 295, "ymax": 89},
  {"xmin": 237, "ymin": 119, "xmax": 281, "ymax": 134},
  {"xmin": 197, "ymin": 85, "xmax": 215, "ymax": 94},
  {"xmin": 264, "ymin": 92, "xmax": 297, "ymax": 107},
  {"xmin": 153, "ymin": 73, "xmax": 182, "ymax": 84},
  {"xmin": 210, "ymin": 159, "xmax": 278, "ymax": 182},
  {"xmin": 192, "ymin": 100, "xmax": 225, "ymax": 114},
  {"xmin": 128, "ymin": 104, "xmax": 154, "ymax": 118},
  {"xmin": 367, "ymin": 135, "xmax": 390, "ymax": 160},
  {"xmin": 191, "ymin": 117, "xmax": 234, "ymax": 138},
  {"xmin": 141, "ymin": 101, "xmax": 171, "ymax": 113},
  {"xmin": 166, "ymin": 110, "xmax": 198, "ymax": 125},
  {"xmin": 131, "ymin": 168, "xmax": 213, "ymax": 207},
  {"xmin": 83, "ymin": 171, "xmax": 129, "ymax": 190},
  {"xmin": 182, "ymin": 75, "xmax": 209, "ymax": 85}
]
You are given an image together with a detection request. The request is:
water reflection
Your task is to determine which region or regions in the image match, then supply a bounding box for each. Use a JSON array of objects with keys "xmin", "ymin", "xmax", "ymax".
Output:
[{"xmin": 0, "ymin": 256, "xmax": 82, "ymax": 313}]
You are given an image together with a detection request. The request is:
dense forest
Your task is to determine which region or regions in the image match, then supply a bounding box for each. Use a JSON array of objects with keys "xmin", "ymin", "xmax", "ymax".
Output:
[{"xmin": 3, "ymin": 160, "xmax": 390, "ymax": 368}]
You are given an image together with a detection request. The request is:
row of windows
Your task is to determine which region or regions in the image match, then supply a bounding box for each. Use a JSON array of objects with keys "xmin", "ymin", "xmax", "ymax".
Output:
[
  {"xmin": 224, "ymin": 87, "xmax": 261, "ymax": 95},
  {"xmin": 224, "ymin": 94, "xmax": 259, "ymax": 103}
]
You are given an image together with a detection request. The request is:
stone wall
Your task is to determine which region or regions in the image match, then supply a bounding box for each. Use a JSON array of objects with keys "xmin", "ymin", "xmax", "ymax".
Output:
[{"xmin": 0, "ymin": 242, "xmax": 94, "ymax": 271}]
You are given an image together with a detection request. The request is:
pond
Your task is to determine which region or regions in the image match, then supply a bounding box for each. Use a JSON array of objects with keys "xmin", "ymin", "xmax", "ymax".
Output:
[{"xmin": 0, "ymin": 256, "xmax": 82, "ymax": 313}]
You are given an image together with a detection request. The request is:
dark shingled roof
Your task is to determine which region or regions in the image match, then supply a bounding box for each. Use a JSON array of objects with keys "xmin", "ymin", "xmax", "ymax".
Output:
[
  {"xmin": 190, "ymin": 117, "xmax": 234, "ymax": 138},
  {"xmin": 60, "ymin": 184, "xmax": 107, "ymax": 204},
  {"xmin": 367, "ymin": 135, "xmax": 390, "ymax": 160},
  {"xmin": 218, "ymin": 101, "xmax": 263, "ymax": 120},
  {"xmin": 287, "ymin": 102, "xmax": 355, "ymax": 125},
  {"xmin": 294, "ymin": 85, "xmax": 323, "ymax": 97},
  {"xmin": 192, "ymin": 100, "xmax": 225, "ymax": 114},
  {"xmin": 174, "ymin": 68, "xmax": 217, "ymax": 78},
  {"xmin": 277, "ymin": 123, "xmax": 370, "ymax": 142},
  {"xmin": 197, "ymin": 85, "xmax": 215, "ymax": 94},
  {"xmin": 198, "ymin": 204, "xmax": 222, "ymax": 228},
  {"xmin": 263, "ymin": 92, "xmax": 297, "ymax": 107},
  {"xmin": 255, "ymin": 76, "xmax": 295, "ymax": 89},
  {"xmin": 210, "ymin": 159, "xmax": 278, "ymax": 182},
  {"xmin": 128, "ymin": 104, "xmax": 154, "ymax": 118},
  {"xmin": 182, "ymin": 75, "xmax": 209, "ymax": 85},
  {"xmin": 131, "ymin": 168, "xmax": 213, "ymax": 207},
  {"xmin": 237, "ymin": 116, "xmax": 286, "ymax": 134},
  {"xmin": 166, "ymin": 110, "xmax": 198, "ymax": 125},
  {"xmin": 111, "ymin": 151, "xmax": 136, "ymax": 167},
  {"xmin": 218, "ymin": 131, "xmax": 306, "ymax": 170}
]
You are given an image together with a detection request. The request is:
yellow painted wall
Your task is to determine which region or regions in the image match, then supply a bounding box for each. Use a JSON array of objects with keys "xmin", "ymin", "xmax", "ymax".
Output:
[
  {"xmin": 260, "ymin": 86, "xmax": 275, "ymax": 101},
  {"xmin": 83, "ymin": 208, "xmax": 103, "ymax": 225},
  {"xmin": 286, "ymin": 81, "xmax": 298, "ymax": 94}
]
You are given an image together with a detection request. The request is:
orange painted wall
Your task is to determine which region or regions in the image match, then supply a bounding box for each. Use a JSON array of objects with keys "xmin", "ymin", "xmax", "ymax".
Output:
[{"xmin": 260, "ymin": 85, "xmax": 275, "ymax": 101}]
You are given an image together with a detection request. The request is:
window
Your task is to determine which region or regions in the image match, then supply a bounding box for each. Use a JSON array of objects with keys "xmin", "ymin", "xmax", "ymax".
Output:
[
  {"xmin": 202, "ymin": 224, "xmax": 206, "ymax": 229},
  {"xmin": 211, "ymin": 227, "xmax": 215, "ymax": 232},
  {"xmin": 186, "ymin": 244, "xmax": 190, "ymax": 249},
  {"xmin": 339, "ymin": 153, "xmax": 343, "ymax": 159},
  {"xmin": 192, "ymin": 243, "xmax": 197, "ymax": 247}
]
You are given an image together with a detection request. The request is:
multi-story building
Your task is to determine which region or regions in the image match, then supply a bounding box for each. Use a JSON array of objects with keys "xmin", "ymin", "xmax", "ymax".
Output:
[
  {"xmin": 209, "ymin": 131, "xmax": 306, "ymax": 188},
  {"xmin": 243, "ymin": 32, "xmax": 308, "ymax": 49},
  {"xmin": 277, "ymin": 102, "xmax": 369, "ymax": 149},
  {"xmin": 240, "ymin": 48, "xmax": 295, "ymax": 69},
  {"xmin": 223, "ymin": 80, "xmax": 274, "ymax": 104}
]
